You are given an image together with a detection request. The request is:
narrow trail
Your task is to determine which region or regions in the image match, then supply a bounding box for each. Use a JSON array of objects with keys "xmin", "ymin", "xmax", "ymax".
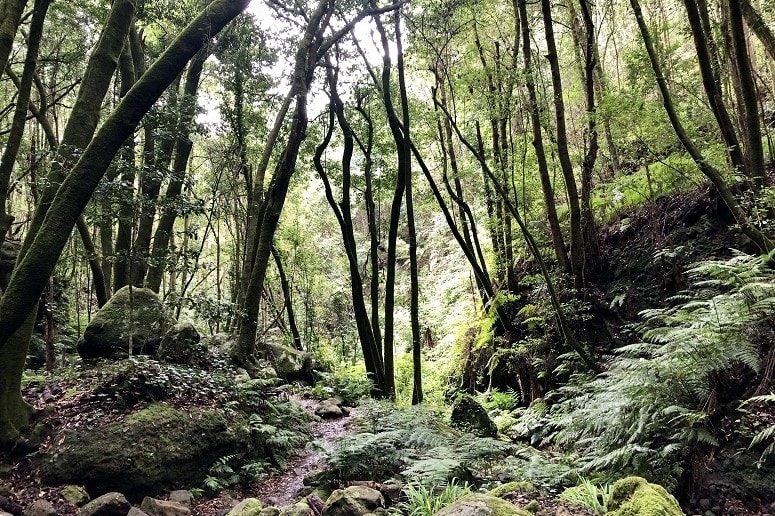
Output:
[
  {"xmin": 251, "ymin": 396, "xmax": 356, "ymax": 506},
  {"xmin": 195, "ymin": 395, "xmax": 356, "ymax": 514}
]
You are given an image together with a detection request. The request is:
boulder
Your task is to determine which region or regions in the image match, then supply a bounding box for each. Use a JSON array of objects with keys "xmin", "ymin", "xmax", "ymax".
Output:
[
  {"xmin": 433, "ymin": 494, "xmax": 529, "ymax": 516},
  {"xmin": 265, "ymin": 343, "xmax": 314, "ymax": 381},
  {"xmin": 167, "ymin": 492, "xmax": 192, "ymax": 508},
  {"xmin": 24, "ymin": 500, "xmax": 57, "ymax": 516},
  {"xmin": 488, "ymin": 481, "xmax": 535, "ymax": 497},
  {"xmin": 606, "ymin": 477, "xmax": 683, "ymax": 516},
  {"xmin": 79, "ymin": 493, "xmax": 131, "ymax": 516},
  {"xmin": 450, "ymin": 394, "xmax": 498, "ymax": 437},
  {"xmin": 128, "ymin": 510, "xmax": 149, "ymax": 516},
  {"xmin": 322, "ymin": 486, "xmax": 384, "ymax": 516},
  {"xmin": 61, "ymin": 485, "xmax": 90, "ymax": 506},
  {"xmin": 157, "ymin": 323, "xmax": 201, "ymax": 364},
  {"xmin": 278, "ymin": 503, "xmax": 313, "ymax": 516},
  {"xmin": 315, "ymin": 398, "xmax": 344, "ymax": 419},
  {"xmin": 226, "ymin": 499, "xmax": 263, "ymax": 516},
  {"xmin": 77, "ymin": 287, "xmax": 176, "ymax": 359},
  {"xmin": 42, "ymin": 404, "xmax": 250, "ymax": 499},
  {"xmin": 258, "ymin": 509, "xmax": 280, "ymax": 516},
  {"xmin": 140, "ymin": 498, "xmax": 190, "ymax": 516}
]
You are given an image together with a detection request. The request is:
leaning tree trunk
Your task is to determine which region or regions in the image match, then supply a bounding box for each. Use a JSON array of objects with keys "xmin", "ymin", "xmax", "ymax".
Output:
[
  {"xmin": 271, "ymin": 246, "xmax": 302, "ymax": 350},
  {"xmin": 0, "ymin": 0, "xmax": 251, "ymax": 447}
]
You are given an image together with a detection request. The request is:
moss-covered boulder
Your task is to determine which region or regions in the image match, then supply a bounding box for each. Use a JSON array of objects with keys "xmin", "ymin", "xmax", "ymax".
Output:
[
  {"xmin": 157, "ymin": 322, "xmax": 201, "ymax": 364},
  {"xmin": 433, "ymin": 494, "xmax": 529, "ymax": 516},
  {"xmin": 322, "ymin": 486, "xmax": 385, "ymax": 516},
  {"xmin": 227, "ymin": 499, "xmax": 264, "ymax": 516},
  {"xmin": 79, "ymin": 493, "xmax": 131, "ymax": 516},
  {"xmin": 488, "ymin": 481, "xmax": 535, "ymax": 497},
  {"xmin": 450, "ymin": 394, "xmax": 498, "ymax": 437},
  {"xmin": 78, "ymin": 287, "xmax": 176, "ymax": 359},
  {"xmin": 41, "ymin": 403, "xmax": 249, "ymax": 499},
  {"xmin": 278, "ymin": 502, "xmax": 313, "ymax": 516},
  {"xmin": 606, "ymin": 477, "xmax": 683, "ymax": 516},
  {"xmin": 61, "ymin": 485, "xmax": 90, "ymax": 506},
  {"xmin": 265, "ymin": 343, "xmax": 314, "ymax": 382}
]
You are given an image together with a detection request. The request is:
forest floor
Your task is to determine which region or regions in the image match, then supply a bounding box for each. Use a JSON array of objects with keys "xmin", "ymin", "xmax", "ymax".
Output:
[{"xmin": 194, "ymin": 395, "xmax": 358, "ymax": 514}]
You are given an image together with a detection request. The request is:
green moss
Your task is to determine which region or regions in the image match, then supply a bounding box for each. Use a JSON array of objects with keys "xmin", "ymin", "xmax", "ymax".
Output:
[
  {"xmin": 488, "ymin": 481, "xmax": 535, "ymax": 497},
  {"xmin": 41, "ymin": 403, "xmax": 250, "ymax": 499},
  {"xmin": 607, "ymin": 477, "xmax": 683, "ymax": 516},
  {"xmin": 435, "ymin": 493, "xmax": 530, "ymax": 516},
  {"xmin": 78, "ymin": 286, "xmax": 175, "ymax": 359},
  {"xmin": 227, "ymin": 498, "xmax": 264, "ymax": 516}
]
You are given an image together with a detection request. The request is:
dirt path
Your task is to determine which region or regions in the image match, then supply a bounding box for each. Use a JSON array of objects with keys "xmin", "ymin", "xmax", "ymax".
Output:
[{"xmin": 194, "ymin": 396, "xmax": 356, "ymax": 514}]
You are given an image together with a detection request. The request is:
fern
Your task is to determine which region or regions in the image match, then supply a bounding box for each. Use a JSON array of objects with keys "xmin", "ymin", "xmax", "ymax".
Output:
[
  {"xmin": 743, "ymin": 394, "xmax": 775, "ymax": 466},
  {"xmin": 550, "ymin": 252, "xmax": 775, "ymax": 487}
]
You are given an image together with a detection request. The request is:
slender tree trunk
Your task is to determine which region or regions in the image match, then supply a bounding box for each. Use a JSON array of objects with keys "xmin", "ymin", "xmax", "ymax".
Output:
[
  {"xmin": 741, "ymin": 0, "xmax": 775, "ymax": 62},
  {"xmin": 0, "ymin": 0, "xmax": 50, "ymax": 245},
  {"xmin": 728, "ymin": 0, "xmax": 766, "ymax": 188},
  {"xmin": 541, "ymin": 0, "xmax": 584, "ymax": 289},
  {"xmin": 271, "ymin": 246, "xmax": 301, "ymax": 349},
  {"xmin": 234, "ymin": 0, "xmax": 332, "ymax": 366},
  {"xmin": 113, "ymin": 39, "xmax": 138, "ymax": 291},
  {"xmin": 518, "ymin": 0, "xmax": 571, "ymax": 274},
  {"xmin": 0, "ymin": 0, "xmax": 250, "ymax": 447}
]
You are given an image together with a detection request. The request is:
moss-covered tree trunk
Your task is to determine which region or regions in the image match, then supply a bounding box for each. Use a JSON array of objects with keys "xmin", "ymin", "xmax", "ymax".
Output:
[
  {"xmin": 0, "ymin": 0, "xmax": 28, "ymax": 77},
  {"xmin": 0, "ymin": 0, "xmax": 250, "ymax": 447}
]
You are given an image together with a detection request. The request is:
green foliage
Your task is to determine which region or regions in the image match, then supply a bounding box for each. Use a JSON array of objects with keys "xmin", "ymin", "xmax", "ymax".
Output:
[
  {"xmin": 550, "ymin": 252, "xmax": 775, "ymax": 486},
  {"xmin": 559, "ymin": 478, "xmax": 612, "ymax": 514},
  {"xmin": 312, "ymin": 363, "xmax": 372, "ymax": 405},
  {"xmin": 743, "ymin": 394, "xmax": 775, "ymax": 466},
  {"xmin": 326, "ymin": 400, "xmax": 514, "ymax": 487},
  {"xmin": 394, "ymin": 480, "xmax": 472, "ymax": 516}
]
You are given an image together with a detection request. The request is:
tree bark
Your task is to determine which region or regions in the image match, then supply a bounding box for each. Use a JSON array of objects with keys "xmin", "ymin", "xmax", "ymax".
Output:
[
  {"xmin": 741, "ymin": 0, "xmax": 775, "ymax": 62},
  {"xmin": 271, "ymin": 246, "xmax": 302, "ymax": 350}
]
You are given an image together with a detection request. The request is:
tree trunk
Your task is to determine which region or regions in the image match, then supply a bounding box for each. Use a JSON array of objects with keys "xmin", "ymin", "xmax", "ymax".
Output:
[
  {"xmin": 0, "ymin": 0, "xmax": 250, "ymax": 447},
  {"xmin": 0, "ymin": 0, "xmax": 29, "ymax": 77},
  {"xmin": 145, "ymin": 49, "xmax": 208, "ymax": 292},
  {"xmin": 518, "ymin": 0, "xmax": 570, "ymax": 274},
  {"xmin": 271, "ymin": 246, "xmax": 301, "ymax": 350},
  {"xmin": 113, "ymin": 38, "xmax": 138, "ymax": 291},
  {"xmin": 0, "ymin": 0, "xmax": 50, "ymax": 246},
  {"xmin": 541, "ymin": 0, "xmax": 584, "ymax": 289},
  {"xmin": 741, "ymin": 0, "xmax": 775, "ymax": 62}
]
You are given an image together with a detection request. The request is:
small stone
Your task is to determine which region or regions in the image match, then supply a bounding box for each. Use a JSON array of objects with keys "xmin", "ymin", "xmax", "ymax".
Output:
[
  {"xmin": 128, "ymin": 509, "xmax": 149, "ymax": 516},
  {"xmin": 140, "ymin": 497, "xmax": 190, "ymax": 516},
  {"xmin": 168, "ymin": 492, "xmax": 192, "ymax": 508},
  {"xmin": 61, "ymin": 485, "xmax": 90, "ymax": 506},
  {"xmin": 524, "ymin": 501, "xmax": 539, "ymax": 513},
  {"xmin": 24, "ymin": 500, "xmax": 57, "ymax": 516},
  {"xmin": 80, "ymin": 493, "xmax": 131, "ymax": 516}
]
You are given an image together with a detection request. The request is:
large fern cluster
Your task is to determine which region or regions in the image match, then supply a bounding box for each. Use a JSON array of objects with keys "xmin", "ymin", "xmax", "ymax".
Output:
[
  {"xmin": 326, "ymin": 400, "xmax": 514, "ymax": 486},
  {"xmin": 550, "ymin": 252, "xmax": 775, "ymax": 486}
]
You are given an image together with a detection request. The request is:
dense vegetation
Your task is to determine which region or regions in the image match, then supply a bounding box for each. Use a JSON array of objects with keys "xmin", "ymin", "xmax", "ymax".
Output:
[{"xmin": 0, "ymin": 0, "xmax": 773, "ymax": 514}]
